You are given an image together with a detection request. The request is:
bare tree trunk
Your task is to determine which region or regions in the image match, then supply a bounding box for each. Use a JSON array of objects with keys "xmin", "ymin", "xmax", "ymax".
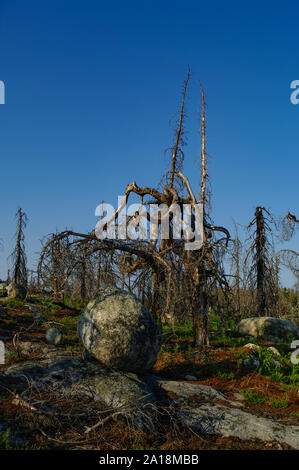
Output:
[
  {"xmin": 192, "ymin": 267, "xmax": 209, "ymax": 347},
  {"xmin": 80, "ymin": 246, "xmax": 87, "ymax": 301},
  {"xmin": 96, "ymin": 251, "xmax": 102, "ymax": 290},
  {"xmin": 193, "ymin": 289, "xmax": 208, "ymax": 345},
  {"xmin": 12, "ymin": 208, "xmax": 28, "ymax": 287},
  {"xmin": 256, "ymin": 207, "xmax": 266, "ymax": 316},
  {"xmin": 232, "ymin": 221, "xmax": 241, "ymax": 319},
  {"xmin": 192, "ymin": 86, "xmax": 209, "ymax": 346},
  {"xmin": 51, "ymin": 240, "xmax": 59, "ymax": 299}
]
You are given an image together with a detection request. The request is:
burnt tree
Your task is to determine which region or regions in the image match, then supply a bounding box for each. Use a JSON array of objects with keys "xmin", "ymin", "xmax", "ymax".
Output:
[
  {"xmin": 246, "ymin": 206, "xmax": 277, "ymax": 317},
  {"xmin": 10, "ymin": 208, "xmax": 28, "ymax": 288},
  {"xmin": 38, "ymin": 71, "xmax": 230, "ymax": 346}
]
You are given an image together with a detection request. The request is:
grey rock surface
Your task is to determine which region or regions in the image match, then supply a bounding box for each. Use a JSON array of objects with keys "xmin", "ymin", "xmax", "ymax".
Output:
[
  {"xmin": 184, "ymin": 375, "xmax": 198, "ymax": 381},
  {"xmin": 24, "ymin": 305, "xmax": 41, "ymax": 314},
  {"xmin": 157, "ymin": 380, "xmax": 226, "ymax": 403},
  {"xmin": 242, "ymin": 343, "xmax": 260, "ymax": 353},
  {"xmin": 3, "ymin": 352, "xmax": 159, "ymax": 432},
  {"xmin": 12, "ymin": 341, "xmax": 55, "ymax": 357},
  {"xmin": 178, "ymin": 403, "xmax": 299, "ymax": 449},
  {"xmin": 267, "ymin": 346, "xmax": 281, "ymax": 356},
  {"xmin": 237, "ymin": 317, "xmax": 299, "ymax": 343},
  {"xmin": 77, "ymin": 286, "xmax": 162, "ymax": 371},
  {"xmin": 46, "ymin": 327, "xmax": 62, "ymax": 345},
  {"xmin": 243, "ymin": 357, "xmax": 260, "ymax": 368},
  {"xmin": 6, "ymin": 283, "xmax": 26, "ymax": 300},
  {"xmin": 1, "ymin": 352, "xmax": 299, "ymax": 448}
]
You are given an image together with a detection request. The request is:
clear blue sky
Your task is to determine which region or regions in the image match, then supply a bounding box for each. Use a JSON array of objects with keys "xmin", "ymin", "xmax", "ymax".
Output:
[{"xmin": 0, "ymin": 0, "xmax": 298, "ymax": 286}]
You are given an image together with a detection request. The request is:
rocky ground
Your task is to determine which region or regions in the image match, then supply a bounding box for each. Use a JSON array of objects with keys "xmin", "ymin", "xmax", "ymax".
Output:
[{"xmin": 0, "ymin": 297, "xmax": 298, "ymax": 450}]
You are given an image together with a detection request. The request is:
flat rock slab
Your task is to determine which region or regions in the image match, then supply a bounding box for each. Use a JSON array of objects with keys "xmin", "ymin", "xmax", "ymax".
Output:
[
  {"xmin": 7, "ymin": 341, "xmax": 57, "ymax": 358},
  {"xmin": 1, "ymin": 351, "xmax": 299, "ymax": 448},
  {"xmin": 157, "ymin": 380, "xmax": 226, "ymax": 403},
  {"xmin": 178, "ymin": 403, "xmax": 299, "ymax": 449},
  {"xmin": 3, "ymin": 352, "xmax": 159, "ymax": 432},
  {"xmin": 4, "ymin": 352, "xmax": 157, "ymax": 405}
]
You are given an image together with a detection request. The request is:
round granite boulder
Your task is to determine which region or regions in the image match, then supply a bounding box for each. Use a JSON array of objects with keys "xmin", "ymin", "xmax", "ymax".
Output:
[
  {"xmin": 77, "ymin": 286, "xmax": 162, "ymax": 371},
  {"xmin": 6, "ymin": 283, "xmax": 26, "ymax": 300}
]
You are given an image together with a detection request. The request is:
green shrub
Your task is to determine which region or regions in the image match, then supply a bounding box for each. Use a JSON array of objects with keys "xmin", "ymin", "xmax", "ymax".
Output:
[
  {"xmin": 2, "ymin": 299, "xmax": 25, "ymax": 308},
  {"xmin": 7, "ymin": 351, "xmax": 19, "ymax": 362},
  {"xmin": 269, "ymin": 396, "xmax": 289, "ymax": 408},
  {"xmin": 0, "ymin": 429, "xmax": 39, "ymax": 450},
  {"xmin": 162, "ymin": 321, "xmax": 193, "ymax": 341},
  {"xmin": 216, "ymin": 370, "xmax": 235, "ymax": 379},
  {"xmin": 241, "ymin": 389, "xmax": 267, "ymax": 404},
  {"xmin": 215, "ymin": 334, "xmax": 256, "ymax": 348}
]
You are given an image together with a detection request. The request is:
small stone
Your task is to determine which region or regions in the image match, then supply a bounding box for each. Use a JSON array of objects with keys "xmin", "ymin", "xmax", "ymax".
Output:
[
  {"xmin": 25, "ymin": 305, "xmax": 40, "ymax": 314},
  {"xmin": 45, "ymin": 328, "xmax": 62, "ymax": 345},
  {"xmin": 268, "ymin": 346, "xmax": 281, "ymax": 357},
  {"xmin": 185, "ymin": 375, "xmax": 197, "ymax": 381},
  {"xmin": 243, "ymin": 356, "xmax": 260, "ymax": 368},
  {"xmin": 243, "ymin": 343, "xmax": 260, "ymax": 353}
]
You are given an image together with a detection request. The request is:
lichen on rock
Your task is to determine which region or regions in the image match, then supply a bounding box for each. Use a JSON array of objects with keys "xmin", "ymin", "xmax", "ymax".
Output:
[{"xmin": 77, "ymin": 286, "xmax": 162, "ymax": 371}]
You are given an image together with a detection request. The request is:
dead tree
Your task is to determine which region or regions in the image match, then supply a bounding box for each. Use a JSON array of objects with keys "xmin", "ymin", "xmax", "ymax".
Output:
[
  {"xmin": 10, "ymin": 208, "xmax": 28, "ymax": 288},
  {"xmin": 245, "ymin": 207, "xmax": 277, "ymax": 317},
  {"xmin": 38, "ymin": 233, "xmax": 79, "ymax": 300},
  {"xmin": 224, "ymin": 220, "xmax": 244, "ymax": 322},
  {"xmin": 278, "ymin": 212, "xmax": 298, "ymax": 287},
  {"xmin": 38, "ymin": 71, "xmax": 230, "ymax": 346}
]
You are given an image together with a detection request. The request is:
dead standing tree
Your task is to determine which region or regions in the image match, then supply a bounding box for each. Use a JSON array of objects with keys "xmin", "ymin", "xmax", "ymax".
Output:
[
  {"xmin": 38, "ymin": 232, "xmax": 81, "ymax": 300},
  {"xmin": 245, "ymin": 206, "xmax": 277, "ymax": 317},
  {"xmin": 10, "ymin": 208, "xmax": 28, "ymax": 288},
  {"xmin": 38, "ymin": 72, "xmax": 230, "ymax": 346},
  {"xmin": 278, "ymin": 212, "xmax": 299, "ymax": 286}
]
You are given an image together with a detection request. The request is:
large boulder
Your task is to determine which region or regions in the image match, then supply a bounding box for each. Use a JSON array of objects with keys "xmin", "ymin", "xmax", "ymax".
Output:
[
  {"xmin": 77, "ymin": 286, "xmax": 162, "ymax": 371},
  {"xmin": 6, "ymin": 283, "xmax": 26, "ymax": 300},
  {"xmin": 0, "ymin": 283, "xmax": 7, "ymax": 297},
  {"xmin": 237, "ymin": 317, "xmax": 299, "ymax": 343}
]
